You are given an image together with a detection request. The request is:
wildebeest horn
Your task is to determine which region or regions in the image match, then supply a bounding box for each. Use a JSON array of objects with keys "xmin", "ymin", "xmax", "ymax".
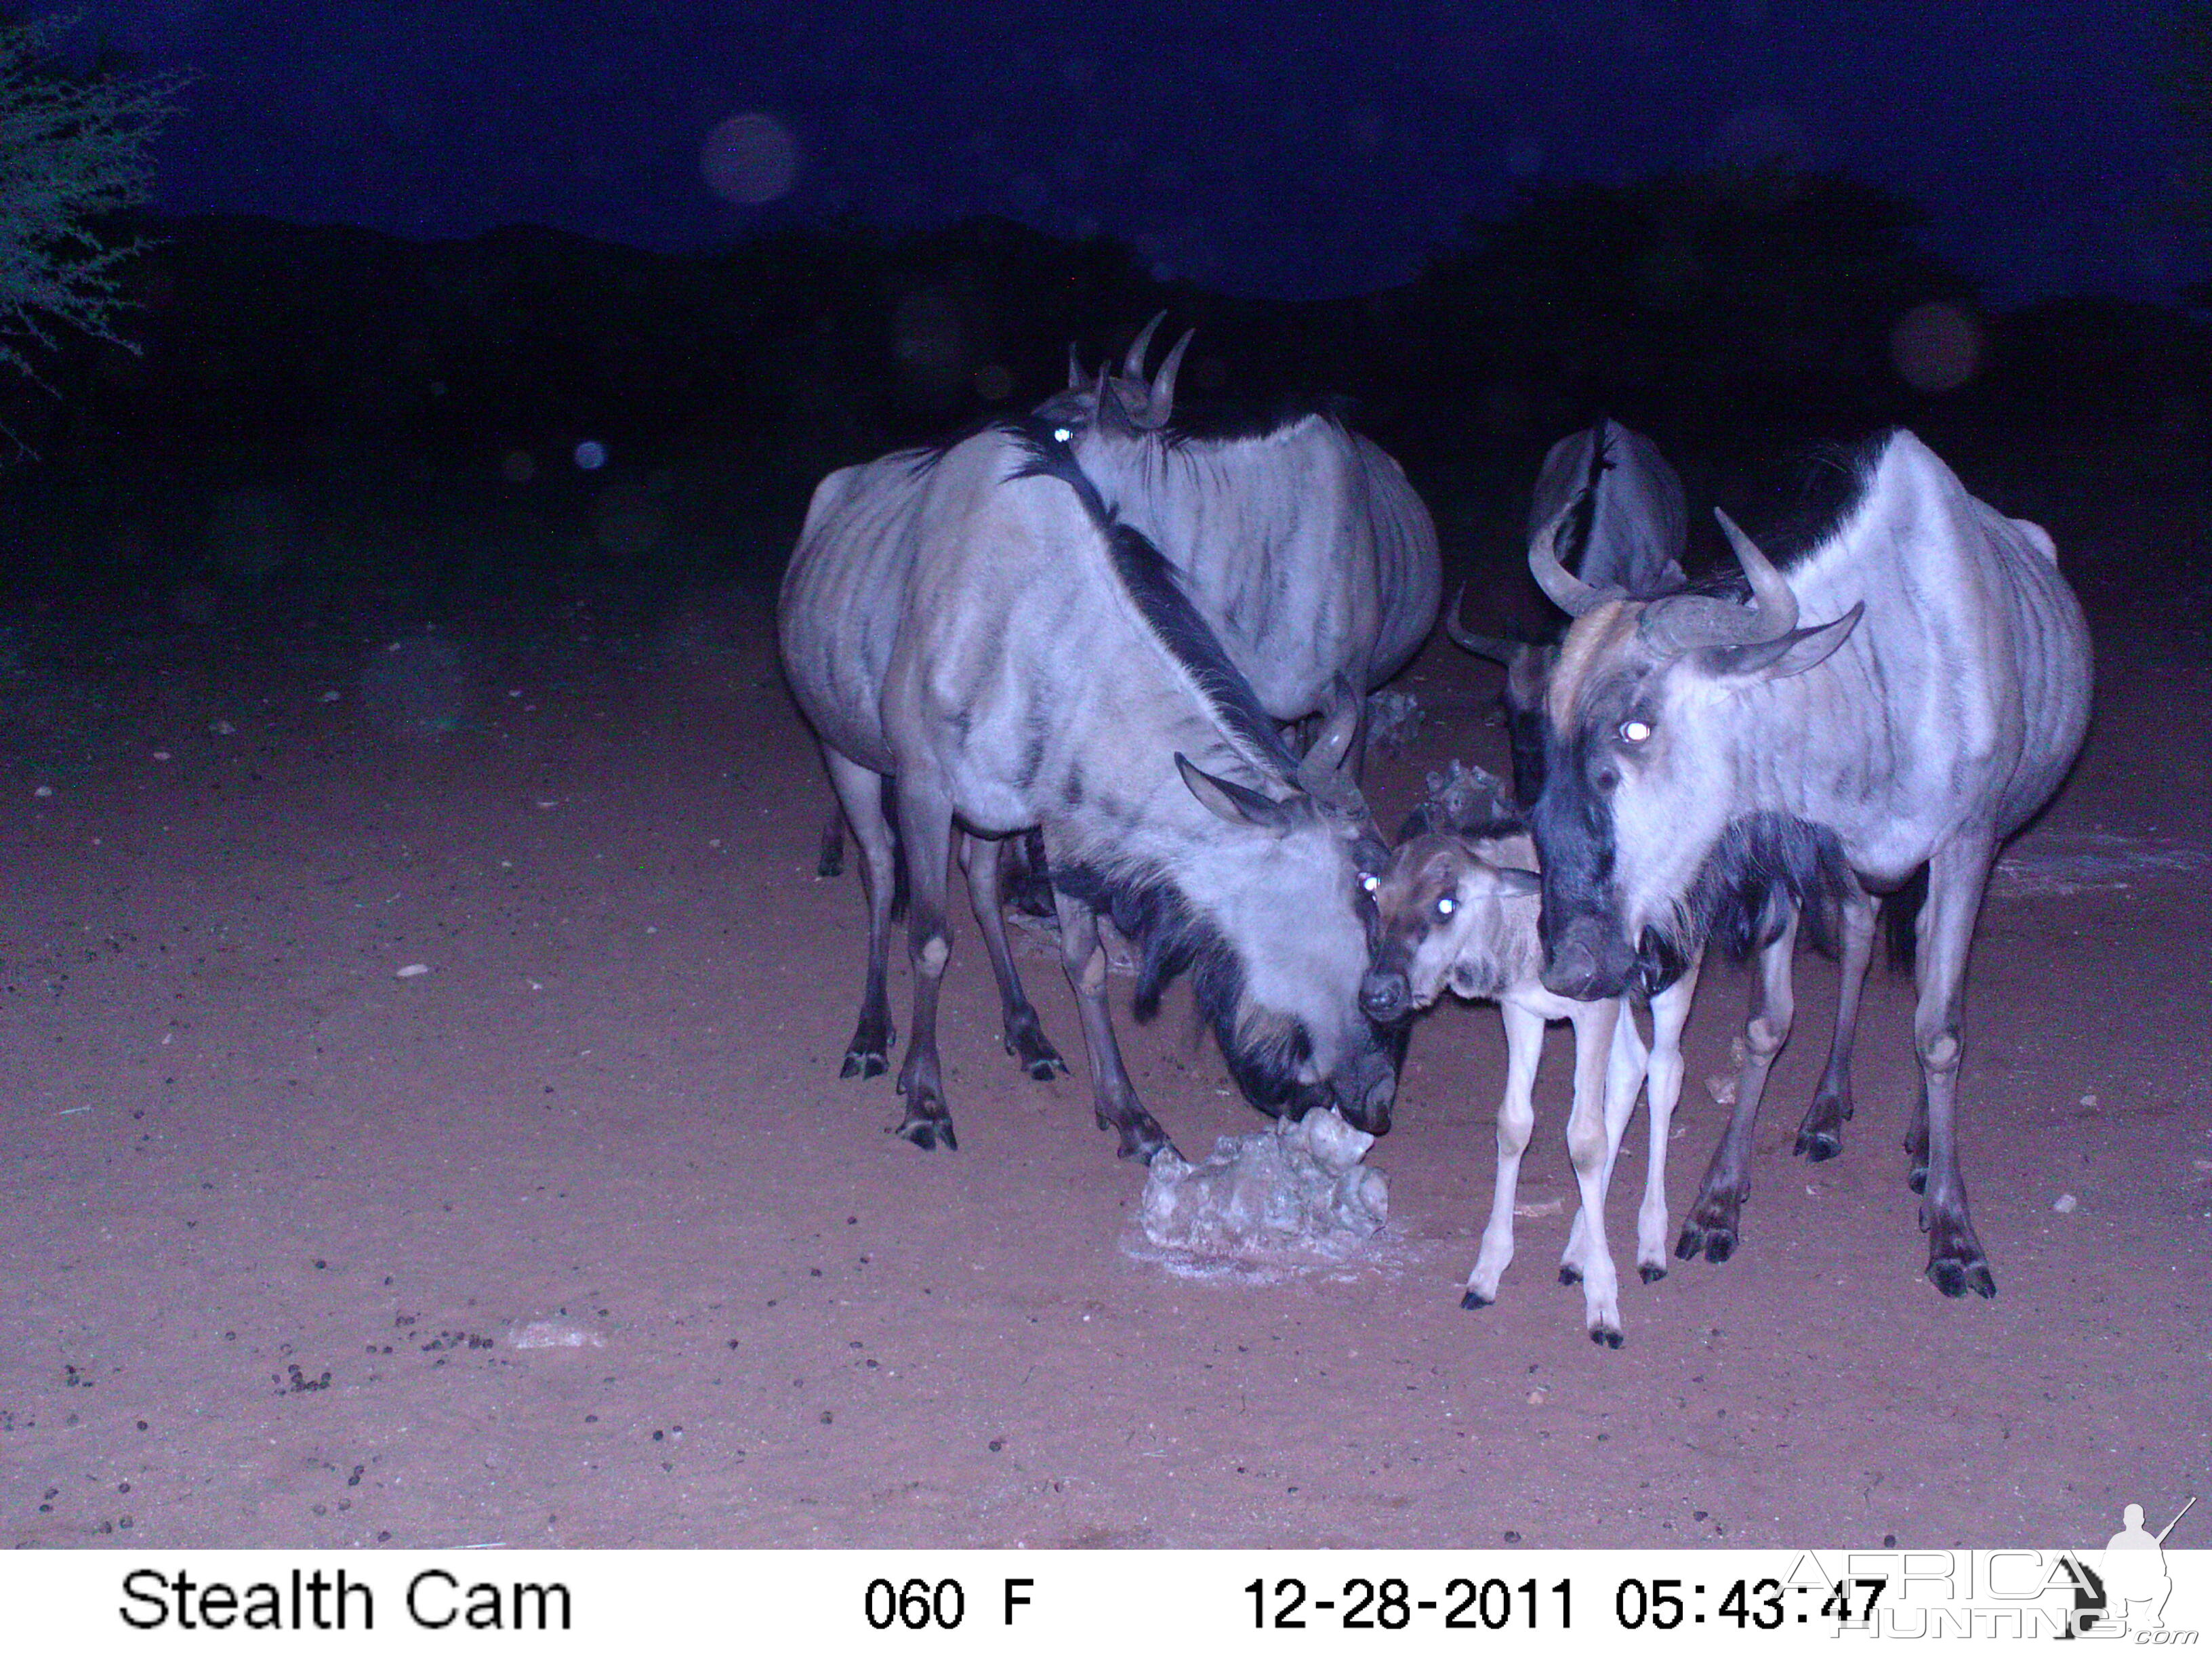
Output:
[
  {"xmin": 1141, "ymin": 328, "xmax": 1193, "ymax": 429},
  {"xmin": 1067, "ymin": 343, "xmax": 1084, "ymax": 390},
  {"xmin": 1715, "ymin": 508, "xmax": 1798, "ymax": 636},
  {"xmin": 1637, "ymin": 508, "xmax": 1799, "ymax": 655},
  {"xmin": 1094, "ymin": 366, "xmax": 1138, "ymax": 438},
  {"xmin": 1442, "ymin": 582, "xmax": 1519, "ymax": 663},
  {"xmin": 1527, "ymin": 501, "xmax": 1620, "ymax": 618},
  {"xmin": 1295, "ymin": 676, "xmax": 1362, "ymax": 790},
  {"xmin": 1123, "ymin": 310, "xmax": 1166, "ymax": 380}
]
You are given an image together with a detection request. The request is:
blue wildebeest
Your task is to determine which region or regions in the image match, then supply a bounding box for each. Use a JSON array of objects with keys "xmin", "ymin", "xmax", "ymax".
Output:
[
  {"xmin": 808, "ymin": 317, "xmax": 1441, "ymax": 1082},
  {"xmin": 1042, "ymin": 315, "xmax": 1443, "ymax": 770},
  {"xmin": 1523, "ymin": 430, "xmax": 2092, "ymax": 1298},
  {"xmin": 779, "ymin": 418, "xmax": 1400, "ymax": 1159},
  {"xmin": 1447, "ymin": 418, "xmax": 1688, "ymax": 808},
  {"xmin": 1360, "ymin": 766, "xmax": 1699, "ymax": 1346}
]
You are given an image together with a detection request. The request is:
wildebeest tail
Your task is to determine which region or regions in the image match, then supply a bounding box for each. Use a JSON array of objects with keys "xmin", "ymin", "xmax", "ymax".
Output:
[{"xmin": 1883, "ymin": 864, "xmax": 1926, "ymax": 972}]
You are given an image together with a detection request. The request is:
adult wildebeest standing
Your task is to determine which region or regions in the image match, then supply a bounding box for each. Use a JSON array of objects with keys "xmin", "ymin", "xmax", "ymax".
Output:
[
  {"xmin": 1448, "ymin": 418, "xmax": 1687, "ymax": 807},
  {"xmin": 779, "ymin": 418, "xmax": 1399, "ymax": 1159},
  {"xmin": 1524, "ymin": 430, "xmax": 2092, "ymax": 1298},
  {"xmin": 806, "ymin": 317, "xmax": 1441, "ymax": 1088}
]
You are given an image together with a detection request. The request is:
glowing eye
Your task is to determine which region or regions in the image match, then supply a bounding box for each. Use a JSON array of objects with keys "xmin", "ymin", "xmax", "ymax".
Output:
[
  {"xmin": 1359, "ymin": 873, "xmax": 1379, "ymax": 893},
  {"xmin": 1052, "ymin": 426, "xmax": 1073, "ymax": 443},
  {"xmin": 1620, "ymin": 719, "xmax": 1653, "ymax": 744},
  {"xmin": 1437, "ymin": 896, "xmax": 1456, "ymax": 916}
]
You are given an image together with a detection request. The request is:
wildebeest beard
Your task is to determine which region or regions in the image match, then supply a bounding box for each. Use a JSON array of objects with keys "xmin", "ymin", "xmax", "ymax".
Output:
[
  {"xmin": 1533, "ymin": 711, "xmax": 1855, "ymax": 995},
  {"xmin": 1051, "ymin": 858, "xmax": 1326, "ymax": 1116}
]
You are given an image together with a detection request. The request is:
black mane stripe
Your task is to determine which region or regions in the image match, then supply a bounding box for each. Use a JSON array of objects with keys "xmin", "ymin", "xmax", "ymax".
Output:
[
  {"xmin": 1158, "ymin": 394, "xmax": 1351, "ymax": 451},
  {"xmin": 1006, "ymin": 419, "xmax": 1298, "ymax": 777}
]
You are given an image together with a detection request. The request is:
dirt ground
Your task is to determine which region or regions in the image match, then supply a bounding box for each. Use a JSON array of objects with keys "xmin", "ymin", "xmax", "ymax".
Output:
[{"xmin": 1, "ymin": 480, "xmax": 2207, "ymax": 1552}]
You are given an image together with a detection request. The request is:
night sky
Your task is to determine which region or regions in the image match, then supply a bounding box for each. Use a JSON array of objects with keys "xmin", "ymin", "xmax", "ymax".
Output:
[{"xmin": 64, "ymin": 1, "xmax": 2203, "ymax": 305}]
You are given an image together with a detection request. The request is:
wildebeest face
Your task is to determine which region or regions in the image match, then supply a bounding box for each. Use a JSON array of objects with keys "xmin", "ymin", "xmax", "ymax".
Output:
[
  {"xmin": 1358, "ymin": 834, "xmax": 1541, "ymax": 1025},
  {"xmin": 1533, "ymin": 592, "xmax": 1862, "ymax": 1000},
  {"xmin": 1178, "ymin": 752, "xmax": 1401, "ymax": 1134}
]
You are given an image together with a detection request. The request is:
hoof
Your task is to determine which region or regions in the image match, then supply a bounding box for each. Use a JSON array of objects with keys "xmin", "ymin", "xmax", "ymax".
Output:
[
  {"xmin": 1908, "ymin": 1164, "xmax": 1928, "ymax": 1195},
  {"xmin": 1638, "ymin": 1263, "xmax": 1667, "ymax": 1285},
  {"xmin": 842, "ymin": 1050, "xmax": 888, "ymax": 1080},
  {"xmin": 1557, "ymin": 1265, "xmax": 1582, "ymax": 1287},
  {"xmin": 1460, "ymin": 1289, "xmax": 1492, "ymax": 1311},
  {"xmin": 1099, "ymin": 1107, "xmax": 1171, "ymax": 1164},
  {"xmin": 895, "ymin": 1116, "xmax": 958, "ymax": 1152},
  {"xmin": 1003, "ymin": 1014, "xmax": 1067, "ymax": 1082},
  {"xmin": 1928, "ymin": 1257, "xmax": 1995, "ymax": 1299},
  {"xmin": 817, "ymin": 852, "xmax": 844, "ymax": 879},
  {"xmin": 1794, "ymin": 1128, "xmax": 1842, "ymax": 1162},
  {"xmin": 1676, "ymin": 1220, "xmax": 1740, "ymax": 1264},
  {"xmin": 1589, "ymin": 1328, "xmax": 1624, "ymax": 1350}
]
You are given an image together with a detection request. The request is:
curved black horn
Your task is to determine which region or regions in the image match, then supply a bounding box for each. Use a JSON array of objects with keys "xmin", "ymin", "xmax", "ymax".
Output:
[
  {"xmin": 1442, "ymin": 583, "xmax": 1519, "ymax": 663},
  {"xmin": 1122, "ymin": 310, "xmax": 1166, "ymax": 380},
  {"xmin": 1141, "ymin": 328, "xmax": 1193, "ymax": 429},
  {"xmin": 1527, "ymin": 501, "xmax": 1618, "ymax": 617}
]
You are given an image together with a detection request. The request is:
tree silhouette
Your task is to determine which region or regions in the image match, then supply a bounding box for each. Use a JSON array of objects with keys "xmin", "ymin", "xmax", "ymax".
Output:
[{"xmin": 0, "ymin": 13, "xmax": 178, "ymax": 424}]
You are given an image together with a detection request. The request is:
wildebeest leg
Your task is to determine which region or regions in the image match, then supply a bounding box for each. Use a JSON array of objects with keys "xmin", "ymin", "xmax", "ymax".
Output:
[
  {"xmin": 1795, "ymin": 885, "xmax": 1878, "ymax": 1161},
  {"xmin": 1914, "ymin": 834, "xmax": 1998, "ymax": 1298},
  {"xmin": 1465, "ymin": 999, "xmax": 1544, "ymax": 1309},
  {"xmin": 816, "ymin": 806, "xmax": 845, "ymax": 879},
  {"xmin": 1905, "ymin": 1076, "xmax": 1931, "ymax": 1194},
  {"xmin": 1634, "ymin": 961, "xmax": 1700, "ymax": 1282},
  {"xmin": 1052, "ymin": 890, "xmax": 1171, "ymax": 1162},
  {"xmin": 1559, "ymin": 996, "xmax": 1627, "ymax": 1346},
  {"xmin": 890, "ymin": 781, "xmax": 959, "ymax": 1151},
  {"xmin": 823, "ymin": 751, "xmax": 896, "ymax": 1080},
  {"xmin": 1561, "ymin": 995, "xmax": 1647, "ymax": 1278},
  {"xmin": 1678, "ymin": 903, "xmax": 1801, "ymax": 1265},
  {"xmin": 958, "ymin": 832, "xmax": 1067, "ymax": 1081}
]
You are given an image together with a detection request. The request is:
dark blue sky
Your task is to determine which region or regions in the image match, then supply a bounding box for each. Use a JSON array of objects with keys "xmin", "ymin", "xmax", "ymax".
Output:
[{"xmin": 70, "ymin": 0, "xmax": 2200, "ymax": 305}]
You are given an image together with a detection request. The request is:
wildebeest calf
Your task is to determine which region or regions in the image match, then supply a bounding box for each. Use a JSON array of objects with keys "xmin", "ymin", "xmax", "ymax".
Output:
[{"xmin": 1359, "ymin": 811, "xmax": 1697, "ymax": 1347}]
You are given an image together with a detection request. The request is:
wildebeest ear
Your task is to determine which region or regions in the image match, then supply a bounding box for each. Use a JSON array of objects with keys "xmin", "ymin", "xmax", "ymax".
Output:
[
  {"xmin": 1095, "ymin": 369, "xmax": 1139, "ymax": 438},
  {"xmin": 1701, "ymin": 602, "xmax": 1864, "ymax": 682},
  {"xmin": 1297, "ymin": 676, "xmax": 1362, "ymax": 786},
  {"xmin": 1176, "ymin": 752, "xmax": 1294, "ymax": 830},
  {"xmin": 1491, "ymin": 865, "xmax": 1543, "ymax": 898}
]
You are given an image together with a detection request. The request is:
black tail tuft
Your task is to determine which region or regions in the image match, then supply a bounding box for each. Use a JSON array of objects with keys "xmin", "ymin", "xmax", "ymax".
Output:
[{"xmin": 1882, "ymin": 864, "xmax": 1926, "ymax": 973}]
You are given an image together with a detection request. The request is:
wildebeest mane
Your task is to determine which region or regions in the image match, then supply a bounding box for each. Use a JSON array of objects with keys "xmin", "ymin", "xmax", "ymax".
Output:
[
  {"xmin": 1695, "ymin": 432, "xmax": 1893, "ymax": 594},
  {"xmin": 1050, "ymin": 857, "xmax": 1313, "ymax": 1113},
  {"xmin": 1006, "ymin": 419, "xmax": 1298, "ymax": 776},
  {"xmin": 1158, "ymin": 393, "xmax": 1353, "ymax": 451},
  {"xmin": 1683, "ymin": 812, "xmax": 1851, "ymax": 964}
]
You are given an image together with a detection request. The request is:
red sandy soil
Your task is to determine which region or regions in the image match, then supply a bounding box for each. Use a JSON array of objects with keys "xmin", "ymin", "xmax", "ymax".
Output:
[{"xmin": 1, "ymin": 495, "xmax": 2205, "ymax": 1553}]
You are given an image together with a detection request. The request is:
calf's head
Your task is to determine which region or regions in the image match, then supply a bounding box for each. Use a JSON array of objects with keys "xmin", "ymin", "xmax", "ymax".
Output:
[{"xmin": 1358, "ymin": 834, "xmax": 1541, "ymax": 1025}]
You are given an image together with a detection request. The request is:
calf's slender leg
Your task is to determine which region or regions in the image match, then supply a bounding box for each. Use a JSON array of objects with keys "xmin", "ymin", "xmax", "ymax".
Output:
[
  {"xmin": 1559, "ymin": 996, "xmax": 1627, "ymax": 1346},
  {"xmin": 1465, "ymin": 998, "xmax": 1544, "ymax": 1308},
  {"xmin": 1635, "ymin": 961, "xmax": 1700, "ymax": 1282},
  {"xmin": 1561, "ymin": 991, "xmax": 1652, "ymax": 1288}
]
